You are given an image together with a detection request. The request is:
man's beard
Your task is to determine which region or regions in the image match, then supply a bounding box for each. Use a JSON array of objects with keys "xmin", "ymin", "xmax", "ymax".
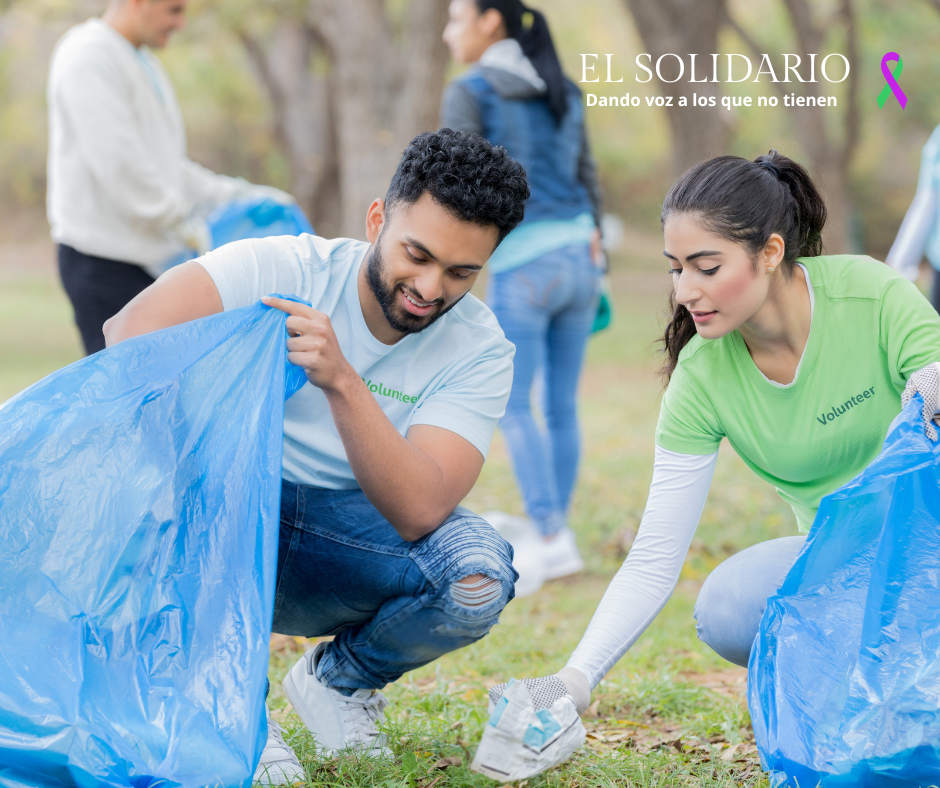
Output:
[{"xmin": 366, "ymin": 233, "xmax": 463, "ymax": 335}]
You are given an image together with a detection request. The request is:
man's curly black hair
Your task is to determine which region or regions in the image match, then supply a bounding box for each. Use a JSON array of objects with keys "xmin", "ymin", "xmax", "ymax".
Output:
[{"xmin": 385, "ymin": 128, "xmax": 529, "ymax": 246}]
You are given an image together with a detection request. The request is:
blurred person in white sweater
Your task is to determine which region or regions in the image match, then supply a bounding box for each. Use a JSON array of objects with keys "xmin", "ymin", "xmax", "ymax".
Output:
[{"xmin": 47, "ymin": 0, "xmax": 293, "ymax": 355}]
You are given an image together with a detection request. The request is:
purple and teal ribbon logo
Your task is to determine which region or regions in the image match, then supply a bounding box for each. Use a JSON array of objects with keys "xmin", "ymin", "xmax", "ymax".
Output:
[{"xmin": 878, "ymin": 52, "xmax": 906, "ymax": 109}]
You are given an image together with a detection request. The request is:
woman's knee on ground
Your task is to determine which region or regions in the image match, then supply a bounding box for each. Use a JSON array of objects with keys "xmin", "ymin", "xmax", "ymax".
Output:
[
  {"xmin": 694, "ymin": 559, "xmax": 759, "ymax": 668},
  {"xmin": 694, "ymin": 536, "xmax": 806, "ymax": 667}
]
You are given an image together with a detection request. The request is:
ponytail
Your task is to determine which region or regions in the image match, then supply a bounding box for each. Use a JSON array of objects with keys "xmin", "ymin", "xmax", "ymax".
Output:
[
  {"xmin": 475, "ymin": 1, "xmax": 569, "ymax": 122},
  {"xmin": 659, "ymin": 150, "xmax": 828, "ymax": 382}
]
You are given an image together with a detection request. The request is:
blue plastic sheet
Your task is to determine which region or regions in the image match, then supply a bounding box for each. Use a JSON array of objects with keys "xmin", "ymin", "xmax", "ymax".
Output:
[
  {"xmin": 166, "ymin": 197, "xmax": 314, "ymax": 271},
  {"xmin": 749, "ymin": 396, "xmax": 940, "ymax": 788},
  {"xmin": 0, "ymin": 299, "xmax": 306, "ymax": 787}
]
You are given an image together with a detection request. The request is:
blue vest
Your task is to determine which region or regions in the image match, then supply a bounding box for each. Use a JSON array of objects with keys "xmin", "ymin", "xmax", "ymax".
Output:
[{"xmin": 458, "ymin": 71, "xmax": 593, "ymax": 225}]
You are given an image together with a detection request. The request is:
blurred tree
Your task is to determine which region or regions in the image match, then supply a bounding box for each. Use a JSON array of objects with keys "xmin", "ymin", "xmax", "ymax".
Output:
[
  {"xmin": 623, "ymin": 0, "xmax": 730, "ymax": 177},
  {"xmin": 728, "ymin": 0, "xmax": 860, "ymax": 252},
  {"xmin": 209, "ymin": 0, "xmax": 449, "ymax": 239}
]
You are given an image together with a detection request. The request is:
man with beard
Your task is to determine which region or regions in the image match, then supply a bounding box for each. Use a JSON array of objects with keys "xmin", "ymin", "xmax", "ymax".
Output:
[{"xmin": 103, "ymin": 129, "xmax": 529, "ymax": 784}]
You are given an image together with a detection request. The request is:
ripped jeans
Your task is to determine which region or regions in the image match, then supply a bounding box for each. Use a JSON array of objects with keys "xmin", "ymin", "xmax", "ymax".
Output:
[{"xmin": 272, "ymin": 480, "xmax": 518, "ymax": 693}]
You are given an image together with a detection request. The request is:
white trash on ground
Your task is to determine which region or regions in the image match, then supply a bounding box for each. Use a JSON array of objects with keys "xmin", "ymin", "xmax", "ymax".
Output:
[{"xmin": 471, "ymin": 679, "xmax": 586, "ymax": 781}]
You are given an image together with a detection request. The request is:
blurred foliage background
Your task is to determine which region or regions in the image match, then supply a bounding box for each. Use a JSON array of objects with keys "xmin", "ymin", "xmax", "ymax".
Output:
[{"xmin": 0, "ymin": 0, "xmax": 939, "ymax": 257}]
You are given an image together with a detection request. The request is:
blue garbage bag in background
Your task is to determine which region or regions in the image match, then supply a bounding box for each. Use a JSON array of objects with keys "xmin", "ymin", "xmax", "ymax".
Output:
[
  {"xmin": 0, "ymin": 299, "xmax": 306, "ymax": 788},
  {"xmin": 749, "ymin": 397, "xmax": 940, "ymax": 788},
  {"xmin": 165, "ymin": 197, "xmax": 314, "ymax": 271},
  {"xmin": 209, "ymin": 198, "xmax": 313, "ymax": 249}
]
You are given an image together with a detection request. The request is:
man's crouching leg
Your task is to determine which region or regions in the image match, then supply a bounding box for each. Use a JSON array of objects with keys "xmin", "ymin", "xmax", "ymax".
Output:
[
  {"xmin": 272, "ymin": 488, "xmax": 517, "ymax": 760},
  {"xmin": 315, "ymin": 506, "xmax": 518, "ymax": 689}
]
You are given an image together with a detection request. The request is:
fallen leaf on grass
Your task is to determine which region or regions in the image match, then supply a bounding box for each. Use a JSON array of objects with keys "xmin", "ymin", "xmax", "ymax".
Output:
[
  {"xmin": 420, "ymin": 777, "xmax": 444, "ymax": 788},
  {"xmin": 431, "ymin": 756, "xmax": 462, "ymax": 770}
]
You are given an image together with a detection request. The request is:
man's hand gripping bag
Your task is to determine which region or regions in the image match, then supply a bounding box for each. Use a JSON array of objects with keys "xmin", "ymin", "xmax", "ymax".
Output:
[
  {"xmin": 0, "ymin": 299, "xmax": 306, "ymax": 788},
  {"xmin": 749, "ymin": 396, "xmax": 940, "ymax": 788}
]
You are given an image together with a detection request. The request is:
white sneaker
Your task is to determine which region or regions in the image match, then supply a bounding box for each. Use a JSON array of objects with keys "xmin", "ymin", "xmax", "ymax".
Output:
[
  {"xmin": 282, "ymin": 643, "xmax": 391, "ymax": 757},
  {"xmin": 542, "ymin": 527, "xmax": 585, "ymax": 580},
  {"xmin": 481, "ymin": 511, "xmax": 546, "ymax": 598},
  {"xmin": 253, "ymin": 708, "xmax": 305, "ymax": 786}
]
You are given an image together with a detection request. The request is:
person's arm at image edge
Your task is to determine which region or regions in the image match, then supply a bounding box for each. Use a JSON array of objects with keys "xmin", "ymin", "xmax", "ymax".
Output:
[{"xmin": 103, "ymin": 262, "xmax": 223, "ymax": 345}]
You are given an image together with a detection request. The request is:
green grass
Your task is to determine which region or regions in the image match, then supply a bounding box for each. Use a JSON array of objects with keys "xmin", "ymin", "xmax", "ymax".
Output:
[{"xmin": 0, "ymin": 250, "xmax": 795, "ymax": 787}]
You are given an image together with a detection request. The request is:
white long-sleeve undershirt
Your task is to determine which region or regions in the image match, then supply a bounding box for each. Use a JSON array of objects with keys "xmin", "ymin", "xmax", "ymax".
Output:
[{"xmin": 566, "ymin": 446, "xmax": 717, "ymax": 688}]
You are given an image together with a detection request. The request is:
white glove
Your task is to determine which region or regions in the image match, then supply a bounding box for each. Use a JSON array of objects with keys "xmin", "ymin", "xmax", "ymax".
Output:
[
  {"xmin": 488, "ymin": 667, "xmax": 591, "ymax": 715},
  {"xmin": 902, "ymin": 362, "xmax": 940, "ymax": 441},
  {"xmin": 471, "ymin": 669, "xmax": 590, "ymax": 781},
  {"xmin": 173, "ymin": 214, "xmax": 211, "ymax": 256}
]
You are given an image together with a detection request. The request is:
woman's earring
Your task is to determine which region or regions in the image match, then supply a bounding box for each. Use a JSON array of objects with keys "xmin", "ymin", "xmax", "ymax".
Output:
[{"xmin": 767, "ymin": 266, "xmax": 775, "ymax": 273}]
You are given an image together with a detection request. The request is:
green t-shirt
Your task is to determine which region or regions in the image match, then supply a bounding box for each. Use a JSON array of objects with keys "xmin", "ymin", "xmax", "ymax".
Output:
[{"xmin": 655, "ymin": 255, "xmax": 940, "ymax": 532}]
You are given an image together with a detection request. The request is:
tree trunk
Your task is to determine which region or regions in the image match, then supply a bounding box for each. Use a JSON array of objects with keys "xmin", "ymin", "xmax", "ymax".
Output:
[
  {"xmin": 238, "ymin": 0, "xmax": 449, "ymax": 239},
  {"xmin": 623, "ymin": 0, "xmax": 730, "ymax": 177},
  {"xmin": 310, "ymin": 0, "xmax": 449, "ymax": 238},
  {"xmin": 728, "ymin": 0, "xmax": 860, "ymax": 253},
  {"xmin": 240, "ymin": 21, "xmax": 340, "ymax": 236}
]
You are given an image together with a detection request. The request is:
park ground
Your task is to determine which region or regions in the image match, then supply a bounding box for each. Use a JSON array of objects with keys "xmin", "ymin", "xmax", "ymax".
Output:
[{"xmin": 0, "ymin": 231, "xmax": 797, "ymax": 787}]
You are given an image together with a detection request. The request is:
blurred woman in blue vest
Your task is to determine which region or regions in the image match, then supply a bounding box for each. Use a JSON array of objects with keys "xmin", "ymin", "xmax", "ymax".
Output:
[{"xmin": 442, "ymin": 0, "xmax": 603, "ymax": 581}]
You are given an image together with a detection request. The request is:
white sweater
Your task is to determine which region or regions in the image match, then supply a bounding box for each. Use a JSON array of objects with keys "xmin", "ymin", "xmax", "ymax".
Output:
[{"xmin": 47, "ymin": 19, "xmax": 247, "ymax": 274}]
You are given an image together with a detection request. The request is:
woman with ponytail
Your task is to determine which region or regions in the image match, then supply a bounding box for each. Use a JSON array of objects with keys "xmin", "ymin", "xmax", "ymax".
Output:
[
  {"xmin": 480, "ymin": 151, "xmax": 940, "ymax": 772},
  {"xmin": 441, "ymin": 1, "xmax": 603, "ymax": 581}
]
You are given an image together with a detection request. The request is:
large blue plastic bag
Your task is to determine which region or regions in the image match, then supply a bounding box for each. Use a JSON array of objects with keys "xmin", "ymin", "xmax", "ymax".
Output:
[
  {"xmin": 165, "ymin": 197, "xmax": 314, "ymax": 272},
  {"xmin": 0, "ymin": 298, "xmax": 306, "ymax": 788},
  {"xmin": 749, "ymin": 396, "xmax": 940, "ymax": 787}
]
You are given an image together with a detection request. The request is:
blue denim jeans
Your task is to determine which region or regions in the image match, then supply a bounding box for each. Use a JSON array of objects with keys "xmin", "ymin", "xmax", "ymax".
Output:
[
  {"xmin": 272, "ymin": 481, "xmax": 517, "ymax": 693},
  {"xmin": 487, "ymin": 244, "xmax": 600, "ymax": 537},
  {"xmin": 693, "ymin": 535, "xmax": 807, "ymax": 666}
]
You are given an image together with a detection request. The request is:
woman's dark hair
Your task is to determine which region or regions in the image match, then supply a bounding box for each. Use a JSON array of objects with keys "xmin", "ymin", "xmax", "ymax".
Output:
[
  {"xmin": 475, "ymin": 0, "xmax": 568, "ymax": 122},
  {"xmin": 659, "ymin": 149, "xmax": 828, "ymax": 382}
]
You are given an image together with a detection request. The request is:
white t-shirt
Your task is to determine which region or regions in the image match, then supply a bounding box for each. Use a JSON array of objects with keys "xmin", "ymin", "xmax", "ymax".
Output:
[
  {"xmin": 198, "ymin": 234, "xmax": 515, "ymax": 490},
  {"xmin": 47, "ymin": 19, "xmax": 247, "ymax": 273}
]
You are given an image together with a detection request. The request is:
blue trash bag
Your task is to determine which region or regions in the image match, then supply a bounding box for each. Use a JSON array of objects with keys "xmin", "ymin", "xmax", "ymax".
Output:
[
  {"xmin": 749, "ymin": 396, "xmax": 940, "ymax": 788},
  {"xmin": 165, "ymin": 197, "xmax": 314, "ymax": 271},
  {"xmin": 0, "ymin": 298, "xmax": 306, "ymax": 788}
]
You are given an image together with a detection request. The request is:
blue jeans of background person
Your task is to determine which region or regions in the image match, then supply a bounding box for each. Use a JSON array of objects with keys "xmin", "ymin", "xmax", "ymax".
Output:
[
  {"xmin": 272, "ymin": 480, "xmax": 517, "ymax": 693},
  {"xmin": 694, "ymin": 535, "xmax": 807, "ymax": 667},
  {"xmin": 487, "ymin": 244, "xmax": 600, "ymax": 537}
]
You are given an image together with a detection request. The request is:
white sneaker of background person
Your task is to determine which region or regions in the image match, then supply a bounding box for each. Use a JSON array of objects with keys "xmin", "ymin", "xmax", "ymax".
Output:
[
  {"xmin": 541, "ymin": 527, "xmax": 585, "ymax": 581},
  {"xmin": 482, "ymin": 511, "xmax": 546, "ymax": 597},
  {"xmin": 283, "ymin": 642, "xmax": 392, "ymax": 757},
  {"xmin": 253, "ymin": 708, "xmax": 305, "ymax": 786},
  {"xmin": 483, "ymin": 511, "xmax": 585, "ymax": 591}
]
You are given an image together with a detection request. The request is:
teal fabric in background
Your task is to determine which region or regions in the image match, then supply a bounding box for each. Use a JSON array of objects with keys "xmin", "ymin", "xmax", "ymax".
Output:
[{"xmin": 487, "ymin": 212, "xmax": 595, "ymax": 274}]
